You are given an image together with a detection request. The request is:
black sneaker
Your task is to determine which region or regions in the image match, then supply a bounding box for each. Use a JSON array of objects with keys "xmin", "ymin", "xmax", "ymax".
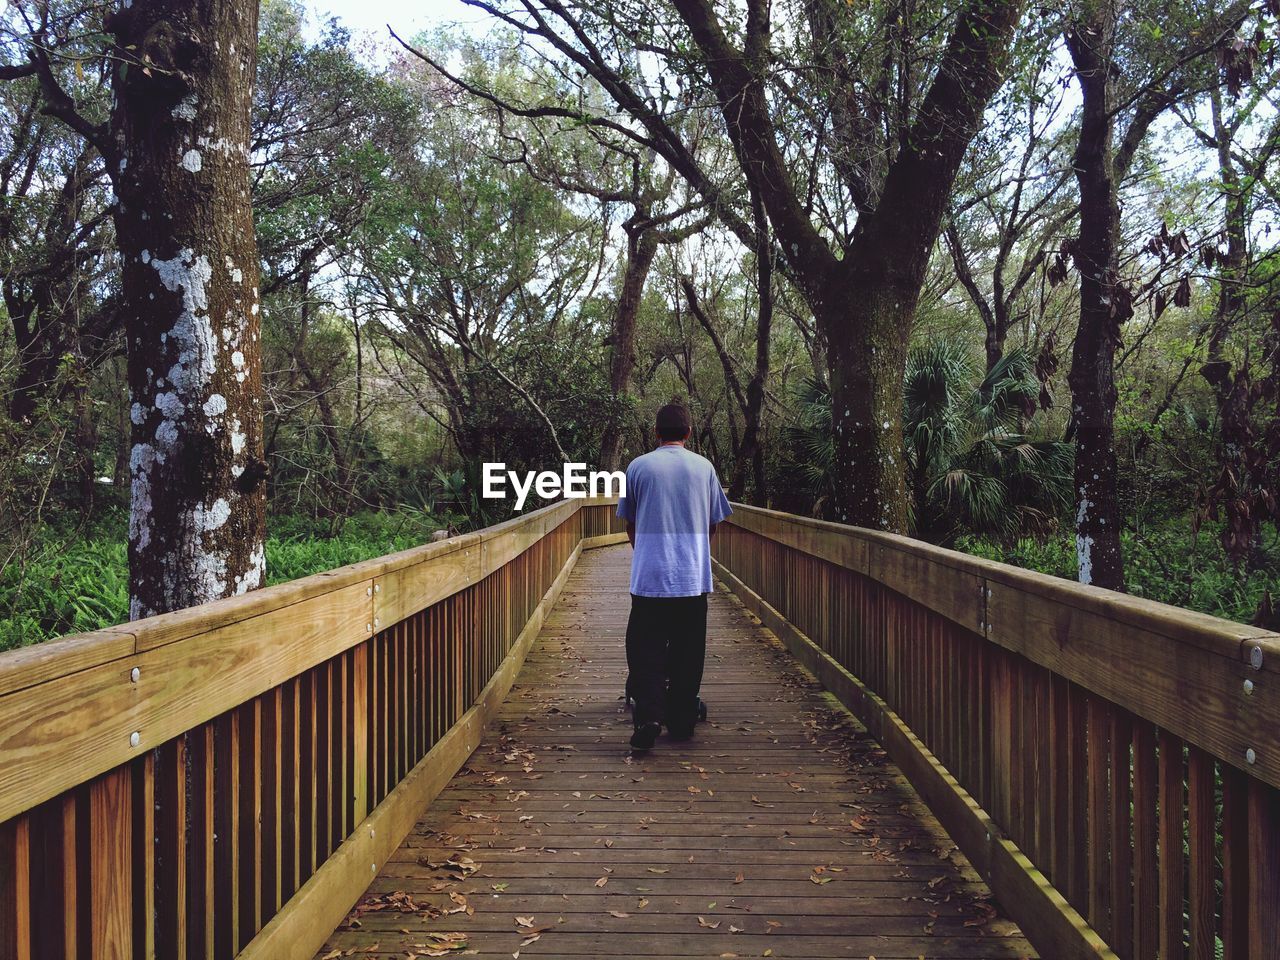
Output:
[{"xmin": 630, "ymin": 721, "xmax": 661, "ymax": 750}]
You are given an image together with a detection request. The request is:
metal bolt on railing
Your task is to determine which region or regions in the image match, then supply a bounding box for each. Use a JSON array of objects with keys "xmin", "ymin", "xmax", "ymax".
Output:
[
  {"xmin": 1250, "ymin": 645, "xmax": 1264, "ymax": 670},
  {"xmin": 1244, "ymin": 679, "xmax": 1255, "ymax": 696},
  {"xmin": 129, "ymin": 732, "xmax": 140, "ymax": 748},
  {"xmin": 130, "ymin": 667, "xmax": 140, "ymax": 683},
  {"xmin": 1246, "ymin": 747, "xmax": 1257, "ymax": 765}
]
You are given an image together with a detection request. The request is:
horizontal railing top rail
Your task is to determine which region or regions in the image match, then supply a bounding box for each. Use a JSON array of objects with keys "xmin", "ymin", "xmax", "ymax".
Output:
[
  {"xmin": 725, "ymin": 503, "xmax": 1280, "ymax": 790},
  {"xmin": 0, "ymin": 496, "xmax": 615, "ymax": 826}
]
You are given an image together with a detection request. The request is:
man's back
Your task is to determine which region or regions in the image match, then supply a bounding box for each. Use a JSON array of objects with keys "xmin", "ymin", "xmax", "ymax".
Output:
[{"xmin": 617, "ymin": 445, "xmax": 732, "ymax": 597}]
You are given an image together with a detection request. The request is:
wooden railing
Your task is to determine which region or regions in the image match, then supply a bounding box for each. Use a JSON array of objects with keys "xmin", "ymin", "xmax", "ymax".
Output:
[
  {"xmin": 711, "ymin": 505, "xmax": 1280, "ymax": 960},
  {"xmin": 0, "ymin": 498, "xmax": 625, "ymax": 960}
]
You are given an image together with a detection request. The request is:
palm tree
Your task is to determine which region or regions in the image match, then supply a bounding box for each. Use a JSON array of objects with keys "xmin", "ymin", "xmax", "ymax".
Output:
[
  {"xmin": 784, "ymin": 375, "xmax": 837, "ymax": 517},
  {"xmin": 904, "ymin": 342, "xmax": 1072, "ymax": 545},
  {"xmin": 785, "ymin": 344, "xmax": 1071, "ymax": 544}
]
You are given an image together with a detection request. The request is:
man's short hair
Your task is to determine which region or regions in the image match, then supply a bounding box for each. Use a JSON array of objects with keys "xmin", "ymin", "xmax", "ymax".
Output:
[{"xmin": 656, "ymin": 403, "xmax": 691, "ymax": 441}]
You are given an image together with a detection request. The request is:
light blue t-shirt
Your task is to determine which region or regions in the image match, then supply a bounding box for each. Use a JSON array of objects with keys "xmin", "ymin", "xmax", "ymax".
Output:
[{"xmin": 616, "ymin": 445, "xmax": 732, "ymax": 597}]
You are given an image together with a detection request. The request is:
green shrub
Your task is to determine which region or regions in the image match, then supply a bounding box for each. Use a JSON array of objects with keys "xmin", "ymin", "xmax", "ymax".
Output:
[
  {"xmin": 0, "ymin": 507, "xmax": 450, "ymax": 650},
  {"xmin": 957, "ymin": 518, "xmax": 1280, "ymax": 624}
]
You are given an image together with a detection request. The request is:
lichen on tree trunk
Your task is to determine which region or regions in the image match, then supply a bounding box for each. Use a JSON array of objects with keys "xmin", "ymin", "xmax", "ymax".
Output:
[{"xmin": 108, "ymin": 0, "xmax": 267, "ymax": 618}]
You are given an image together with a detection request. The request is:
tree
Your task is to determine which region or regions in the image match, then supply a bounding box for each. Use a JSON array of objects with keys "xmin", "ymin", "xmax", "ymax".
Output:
[
  {"xmin": 408, "ymin": 0, "xmax": 1025, "ymax": 529},
  {"xmin": 8, "ymin": 0, "xmax": 270, "ymax": 616},
  {"xmin": 1062, "ymin": 0, "xmax": 1248, "ymax": 589},
  {"xmin": 351, "ymin": 51, "xmax": 609, "ymax": 470}
]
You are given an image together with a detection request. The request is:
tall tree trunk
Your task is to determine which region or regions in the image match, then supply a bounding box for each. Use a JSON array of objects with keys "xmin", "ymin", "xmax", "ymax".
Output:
[
  {"xmin": 599, "ymin": 225, "xmax": 658, "ymax": 470},
  {"xmin": 734, "ymin": 193, "xmax": 772, "ymax": 503},
  {"xmin": 821, "ymin": 273, "xmax": 912, "ymax": 530},
  {"xmin": 1065, "ymin": 16, "xmax": 1127, "ymax": 591},
  {"xmin": 108, "ymin": 0, "xmax": 267, "ymax": 618}
]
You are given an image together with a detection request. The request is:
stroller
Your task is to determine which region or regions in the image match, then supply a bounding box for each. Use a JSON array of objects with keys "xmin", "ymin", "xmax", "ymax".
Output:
[{"xmin": 624, "ymin": 674, "xmax": 709, "ymax": 723}]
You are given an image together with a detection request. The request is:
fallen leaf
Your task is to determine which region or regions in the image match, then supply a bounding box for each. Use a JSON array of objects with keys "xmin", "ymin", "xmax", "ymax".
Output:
[
  {"xmin": 595, "ymin": 876, "xmax": 609, "ymax": 887},
  {"xmin": 697, "ymin": 916, "xmax": 721, "ymax": 929}
]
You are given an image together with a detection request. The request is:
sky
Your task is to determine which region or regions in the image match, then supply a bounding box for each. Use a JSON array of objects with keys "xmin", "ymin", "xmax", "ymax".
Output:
[{"xmin": 303, "ymin": 0, "xmax": 484, "ymax": 45}]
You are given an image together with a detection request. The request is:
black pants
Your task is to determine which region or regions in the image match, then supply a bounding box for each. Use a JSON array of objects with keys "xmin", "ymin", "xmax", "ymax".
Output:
[{"xmin": 625, "ymin": 593, "xmax": 707, "ymax": 735}]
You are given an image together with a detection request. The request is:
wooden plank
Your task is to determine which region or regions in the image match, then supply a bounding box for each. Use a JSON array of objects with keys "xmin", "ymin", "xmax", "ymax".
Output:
[
  {"xmin": 0, "ymin": 581, "xmax": 374, "ymax": 824},
  {"xmin": 1220, "ymin": 764, "xmax": 1249, "ymax": 960},
  {"xmin": 1158, "ymin": 731, "xmax": 1186, "ymax": 960},
  {"xmin": 1086, "ymin": 696, "xmax": 1112, "ymax": 941},
  {"xmin": 29, "ymin": 795, "xmax": 68, "ymax": 960},
  {"xmin": 187, "ymin": 726, "xmax": 215, "ymax": 960},
  {"xmin": 373, "ymin": 546, "xmax": 476, "ymax": 634},
  {"xmin": 89, "ymin": 768, "xmax": 132, "ymax": 960},
  {"xmin": 259, "ymin": 688, "xmax": 281, "ymax": 925},
  {"xmin": 0, "ymin": 627, "xmax": 135, "ymax": 698},
  {"xmin": 726, "ymin": 506, "xmax": 869, "ymax": 574},
  {"xmin": 1131, "ymin": 722, "xmax": 1158, "ymax": 960},
  {"xmin": 1186, "ymin": 747, "xmax": 1215, "ymax": 960},
  {"xmin": 350, "ymin": 645, "xmax": 369, "ymax": 826},
  {"xmin": 237, "ymin": 700, "xmax": 261, "ymax": 949},
  {"xmin": 131, "ymin": 753, "xmax": 155, "ymax": 960},
  {"xmin": 1247, "ymin": 778, "xmax": 1280, "ymax": 959},
  {"xmin": 1109, "ymin": 711, "xmax": 1133, "ymax": 960},
  {"xmin": 279, "ymin": 679, "xmax": 299, "ymax": 902},
  {"xmin": 154, "ymin": 736, "xmax": 187, "ymax": 960},
  {"xmin": 0, "ymin": 814, "xmax": 32, "ymax": 960},
  {"xmin": 212, "ymin": 711, "xmax": 240, "ymax": 959},
  {"xmin": 873, "ymin": 540, "xmax": 984, "ymax": 632}
]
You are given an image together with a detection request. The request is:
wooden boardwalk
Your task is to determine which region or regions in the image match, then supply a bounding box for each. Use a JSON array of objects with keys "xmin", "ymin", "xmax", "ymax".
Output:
[{"xmin": 315, "ymin": 545, "xmax": 1036, "ymax": 959}]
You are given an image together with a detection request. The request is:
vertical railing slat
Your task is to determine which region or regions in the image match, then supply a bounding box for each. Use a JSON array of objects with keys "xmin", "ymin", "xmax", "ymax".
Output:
[{"xmin": 89, "ymin": 768, "xmax": 132, "ymax": 960}]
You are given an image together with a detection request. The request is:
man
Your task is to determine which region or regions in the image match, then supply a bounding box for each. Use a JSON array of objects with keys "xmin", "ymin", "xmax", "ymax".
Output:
[{"xmin": 615, "ymin": 403, "xmax": 732, "ymax": 750}]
